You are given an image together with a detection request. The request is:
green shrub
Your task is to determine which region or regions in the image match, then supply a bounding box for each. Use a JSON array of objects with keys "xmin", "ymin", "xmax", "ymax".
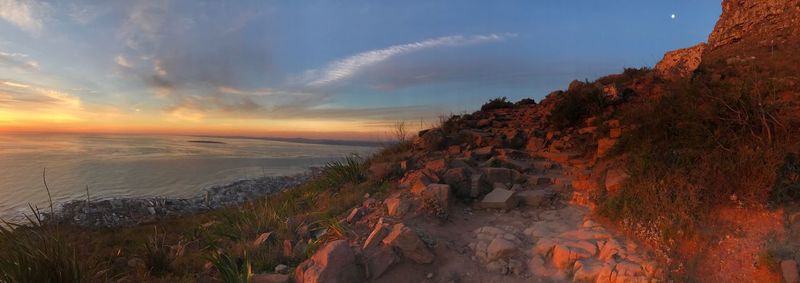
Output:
[
  {"xmin": 480, "ymin": 97, "xmax": 514, "ymax": 111},
  {"xmin": 514, "ymin": 98, "xmax": 536, "ymax": 107},
  {"xmin": 320, "ymin": 154, "xmax": 367, "ymax": 188},
  {"xmin": 0, "ymin": 207, "xmax": 82, "ymax": 283},
  {"xmin": 770, "ymin": 153, "xmax": 800, "ymax": 203},
  {"xmin": 549, "ymin": 83, "xmax": 608, "ymax": 129},
  {"xmin": 207, "ymin": 251, "xmax": 252, "ymax": 283},
  {"xmin": 143, "ymin": 227, "xmax": 174, "ymax": 276}
]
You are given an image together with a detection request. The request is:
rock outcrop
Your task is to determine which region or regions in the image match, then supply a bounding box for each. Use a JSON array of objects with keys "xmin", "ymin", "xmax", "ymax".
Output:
[
  {"xmin": 707, "ymin": 0, "xmax": 800, "ymax": 50},
  {"xmin": 655, "ymin": 43, "xmax": 706, "ymax": 80}
]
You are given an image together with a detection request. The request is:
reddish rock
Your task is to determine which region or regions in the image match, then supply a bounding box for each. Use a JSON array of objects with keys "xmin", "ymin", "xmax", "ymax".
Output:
[
  {"xmin": 525, "ymin": 137, "xmax": 545, "ymax": 152},
  {"xmin": 655, "ymin": 43, "xmax": 706, "ymax": 80},
  {"xmin": 346, "ymin": 207, "xmax": 365, "ymax": 224},
  {"xmin": 571, "ymin": 179, "xmax": 599, "ymax": 191},
  {"xmin": 382, "ymin": 223, "xmax": 435, "ymax": 264},
  {"xmin": 424, "ymin": 158, "xmax": 447, "ymax": 174},
  {"xmin": 596, "ymin": 138, "xmax": 617, "ymax": 157},
  {"xmin": 447, "ymin": 145, "xmax": 461, "ymax": 155},
  {"xmin": 578, "ymin": 127, "xmax": 597, "ymax": 135},
  {"xmin": 363, "ymin": 245, "xmax": 397, "ymax": 279},
  {"xmin": 385, "ymin": 197, "xmax": 411, "ymax": 217},
  {"xmin": 283, "ymin": 240, "xmax": 293, "ymax": 257},
  {"xmin": 400, "ymin": 171, "xmax": 433, "ymax": 194},
  {"xmin": 605, "ymin": 168, "xmax": 630, "ymax": 193},
  {"xmin": 609, "ymin": 128, "xmax": 622, "ymax": 139},
  {"xmin": 420, "ymin": 184, "xmax": 451, "ymax": 210},
  {"xmin": 295, "ymin": 240, "xmax": 362, "ymax": 283},
  {"xmin": 414, "ymin": 129, "xmax": 445, "ymax": 150},
  {"xmin": 363, "ymin": 219, "xmax": 389, "ymax": 250},
  {"xmin": 782, "ymin": 260, "xmax": 799, "ymax": 283},
  {"xmin": 472, "ymin": 146, "xmax": 495, "ymax": 160},
  {"xmin": 551, "ymin": 242, "xmax": 594, "ymax": 269}
]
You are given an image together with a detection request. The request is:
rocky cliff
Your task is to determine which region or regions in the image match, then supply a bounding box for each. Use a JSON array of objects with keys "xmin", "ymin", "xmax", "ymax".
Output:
[{"xmin": 707, "ymin": 0, "xmax": 800, "ymax": 50}]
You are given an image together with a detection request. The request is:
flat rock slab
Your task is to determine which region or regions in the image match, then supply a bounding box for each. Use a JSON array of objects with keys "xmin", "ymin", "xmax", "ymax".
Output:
[
  {"xmin": 481, "ymin": 188, "xmax": 518, "ymax": 209},
  {"xmin": 516, "ymin": 190, "xmax": 550, "ymax": 207}
]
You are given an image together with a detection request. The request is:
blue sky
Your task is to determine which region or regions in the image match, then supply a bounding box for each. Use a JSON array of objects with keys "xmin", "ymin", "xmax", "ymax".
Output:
[{"xmin": 0, "ymin": 0, "xmax": 721, "ymax": 139}]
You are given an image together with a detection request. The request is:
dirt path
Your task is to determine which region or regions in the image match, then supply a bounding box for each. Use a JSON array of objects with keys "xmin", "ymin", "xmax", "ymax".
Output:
[{"xmin": 372, "ymin": 156, "xmax": 661, "ymax": 283}]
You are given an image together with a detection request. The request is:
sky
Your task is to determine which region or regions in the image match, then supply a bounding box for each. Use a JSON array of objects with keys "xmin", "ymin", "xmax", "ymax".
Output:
[{"xmin": 0, "ymin": 0, "xmax": 721, "ymax": 140}]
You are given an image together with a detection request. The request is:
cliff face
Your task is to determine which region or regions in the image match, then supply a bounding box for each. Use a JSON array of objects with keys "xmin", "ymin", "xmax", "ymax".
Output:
[{"xmin": 707, "ymin": 0, "xmax": 800, "ymax": 50}]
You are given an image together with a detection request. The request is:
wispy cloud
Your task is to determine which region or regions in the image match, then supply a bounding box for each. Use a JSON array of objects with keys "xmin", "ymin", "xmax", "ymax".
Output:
[
  {"xmin": 297, "ymin": 33, "xmax": 517, "ymax": 87},
  {"xmin": 0, "ymin": 51, "xmax": 39, "ymax": 70},
  {"xmin": 0, "ymin": 79, "xmax": 81, "ymax": 109},
  {"xmin": 0, "ymin": 0, "xmax": 44, "ymax": 33},
  {"xmin": 114, "ymin": 55, "xmax": 133, "ymax": 68}
]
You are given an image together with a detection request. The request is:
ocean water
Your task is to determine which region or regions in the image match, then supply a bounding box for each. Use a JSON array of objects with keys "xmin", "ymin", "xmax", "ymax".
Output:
[{"xmin": 0, "ymin": 133, "xmax": 376, "ymax": 220}]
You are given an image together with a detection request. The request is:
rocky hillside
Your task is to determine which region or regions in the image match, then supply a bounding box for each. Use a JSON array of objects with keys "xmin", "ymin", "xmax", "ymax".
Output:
[{"xmin": 289, "ymin": 0, "xmax": 800, "ymax": 282}]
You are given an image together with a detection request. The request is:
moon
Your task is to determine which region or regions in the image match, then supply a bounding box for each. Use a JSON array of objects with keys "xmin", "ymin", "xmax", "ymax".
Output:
[{"xmin": 671, "ymin": 14, "xmax": 676, "ymax": 19}]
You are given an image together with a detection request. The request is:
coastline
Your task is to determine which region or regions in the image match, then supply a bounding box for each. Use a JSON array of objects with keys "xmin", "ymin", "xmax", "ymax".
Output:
[{"xmin": 43, "ymin": 170, "xmax": 317, "ymax": 227}]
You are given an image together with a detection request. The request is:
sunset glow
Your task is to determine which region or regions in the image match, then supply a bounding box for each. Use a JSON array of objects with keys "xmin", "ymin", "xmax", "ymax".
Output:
[{"xmin": 0, "ymin": 1, "xmax": 718, "ymax": 140}]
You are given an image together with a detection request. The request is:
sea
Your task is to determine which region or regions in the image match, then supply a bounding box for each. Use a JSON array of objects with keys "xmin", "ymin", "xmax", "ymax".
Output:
[{"xmin": 0, "ymin": 133, "xmax": 377, "ymax": 221}]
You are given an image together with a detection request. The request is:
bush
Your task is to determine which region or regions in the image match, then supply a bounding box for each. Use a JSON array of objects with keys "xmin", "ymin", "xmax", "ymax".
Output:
[
  {"xmin": 320, "ymin": 154, "xmax": 367, "ymax": 188},
  {"xmin": 0, "ymin": 208, "xmax": 82, "ymax": 283},
  {"xmin": 480, "ymin": 97, "xmax": 514, "ymax": 111},
  {"xmin": 549, "ymin": 84, "xmax": 608, "ymax": 129},
  {"xmin": 597, "ymin": 76, "xmax": 795, "ymax": 246},
  {"xmin": 515, "ymin": 98, "xmax": 536, "ymax": 107}
]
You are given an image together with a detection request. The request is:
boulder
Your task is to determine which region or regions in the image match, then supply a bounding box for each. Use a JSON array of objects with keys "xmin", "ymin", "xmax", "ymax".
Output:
[
  {"xmin": 578, "ymin": 127, "xmax": 597, "ymax": 135},
  {"xmin": 573, "ymin": 259, "xmax": 611, "ymax": 282},
  {"xmin": 551, "ymin": 242, "xmax": 594, "ymax": 269},
  {"xmin": 481, "ymin": 167, "xmax": 520, "ymax": 184},
  {"xmin": 525, "ymin": 137, "xmax": 545, "ymax": 152},
  {"xmin": 782, "ymin": 260, "xmax": 799, "ymax": 283},
  {"xmin": 420, "ymin": 184, "xmax": 451, "ymax": 210},
  {"xmin": 516, "ymin": 190, "xmax": 550, "ymax": 207},
  {"xmin": 385, "ymin": 197, "xmax": 411, "ymax": 217},
  {"xmin": 442, "ymin": 168, "xmax": 469, "ymax": 197},
  {"xmin": 487, "ymin": 238, "xmax": 517, "ymax": 261},
  {"xmin": 571, "ymin": 179, "xmax": 598, "ymax": 191},
  {"xmin": 480, "ymin": 188, "xmax": 518, "ymax": 209},
  {"xmin": 382, "ymin": 223, "xmax": 435, "ymax": 264},
  {"xmin": 423, "ymin": 159, "xmax": 447, "ymax": 174},
  {"xmin": 414, "ymin": 129, "xmax": 445, "ymax": 150},
  {"xmin": 447, "ymin": 145, "xmax": 461, "ymax": 155},
  {"xmin": 605, "ymin": 168, "xmax": 630, "ymax": 193},
  {"xmin": 609, "ymin": 127, "xmax": 622, "ymax": 139},
  {"xmin": 596, "ymin": 138, "xmax": 617, "ymax": 157},
  {"xmin": 472, "ymin": 146, "xmax": 495, "ymax": 160},
  {"xmin": 363, "ymin": 245, "xmax": 397, "ymax": 279},
  {"xmin": 295, "ymin": 240, "xmax": 362, "ymax": 283}
]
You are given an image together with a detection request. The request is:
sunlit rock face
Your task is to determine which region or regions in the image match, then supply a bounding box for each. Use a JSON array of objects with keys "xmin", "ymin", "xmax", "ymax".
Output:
[
  {"xmin": 707, "ymin": 0, "xmax": 800, "ymax": 51},
  {"xmin": 655, "ymin": 43, "xmax": 706, "ymax": 80}
]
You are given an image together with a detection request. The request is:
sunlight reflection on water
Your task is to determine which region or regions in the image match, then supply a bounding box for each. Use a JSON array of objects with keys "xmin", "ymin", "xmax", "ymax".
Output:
[{"xmin": 0, "ymin": 133, "xmax": 376, "ymax": 220}]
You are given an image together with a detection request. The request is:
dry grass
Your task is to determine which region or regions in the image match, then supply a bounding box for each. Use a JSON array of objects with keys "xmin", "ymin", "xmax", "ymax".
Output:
[{"xmin": 597, "ymin": 72, "xmax": 799, "ymax": 250}]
